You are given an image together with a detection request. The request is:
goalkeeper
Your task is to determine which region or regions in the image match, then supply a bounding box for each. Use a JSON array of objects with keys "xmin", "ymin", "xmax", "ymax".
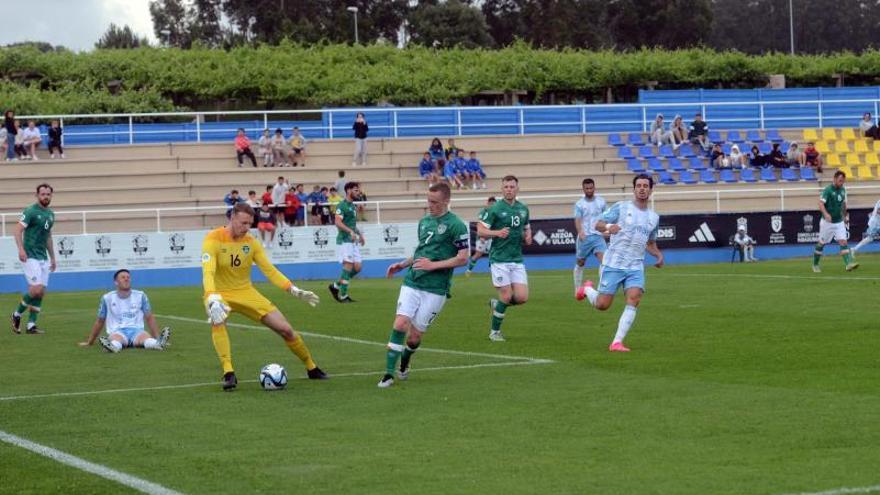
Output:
[{"xmin": 202, "ymin": 203, "xmax": 327, "ymax": 391}]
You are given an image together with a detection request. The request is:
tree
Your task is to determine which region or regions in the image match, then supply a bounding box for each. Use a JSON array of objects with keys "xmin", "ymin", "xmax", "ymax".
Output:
[
  {"xmin": 407, "ymin": 0, "xmax": 495, "ymax": 48},
  {"xmin": 606, "ymin": 0, "xmax": 712, "ymax": 50},
  {"xmin": 150, "ymin": 0, "xmax": 191, "ymax": 48},
  {"xmin": 95, "ymin": 23, "xmax": 151, "ymax": 49},
  {"xmin": 189, "ymin": 0, "xmax": 224, "ymax": 47}
]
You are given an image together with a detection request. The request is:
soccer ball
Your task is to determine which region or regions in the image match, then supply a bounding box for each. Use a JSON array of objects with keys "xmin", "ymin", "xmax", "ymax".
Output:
[{"xmin": 259, "ymin": 363, "xmax": 288, "ymax": 390}]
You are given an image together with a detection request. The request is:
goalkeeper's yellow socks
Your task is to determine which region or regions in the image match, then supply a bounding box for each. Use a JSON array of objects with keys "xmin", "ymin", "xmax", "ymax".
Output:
[
  {"xmin": 211, "ymin": 325, "xmax": 234, "ymax": 374},
  {"xmin": 491, "ymin": 300, "xmax": 508, "ymax": 331},
  {"xmin": 286, "ymin": 334, "xmax": 316, "ymax": 370},
  {"xmin": 385, "ymin": 330, "xmax": 406, "ymax": 375}
]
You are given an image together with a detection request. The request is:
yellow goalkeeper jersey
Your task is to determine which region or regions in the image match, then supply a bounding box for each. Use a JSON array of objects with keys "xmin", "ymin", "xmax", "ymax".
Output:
[{"xmin": 201, "ymin": 227, "xmax": 292, "ymax": 295}]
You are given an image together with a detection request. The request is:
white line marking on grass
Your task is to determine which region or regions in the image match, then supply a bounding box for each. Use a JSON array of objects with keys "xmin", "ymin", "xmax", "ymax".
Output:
[
  {"xmin": 775, "ymin": 484, "xmax": 880, "ymax": 495},
  {"xmin": 0, "ymin": 361, "xmax": 551, "ymax": 402},
  {"xmin": 0, "ymin": 429, "xmax": 185, "ymax": 495},
  {"xmin": 667, "ymin": 273, "xmax": 880, "ymax": 282}
]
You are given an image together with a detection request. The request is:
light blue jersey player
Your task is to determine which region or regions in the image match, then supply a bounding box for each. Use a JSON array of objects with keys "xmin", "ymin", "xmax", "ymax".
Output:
[
  {"xmin": 576, "ymin": 174, "xmax": 664, "ymax": 352},
  {"xmin": 852, "ymin": 199, "xmax": 880, "ymax": 254},
  {"xmin": 79, "ymin": 269, "xmax": 170, "ymax": 353},
  {"xmin": 573, "ymin": 178, "xmax": 607, "ymax": 293}
]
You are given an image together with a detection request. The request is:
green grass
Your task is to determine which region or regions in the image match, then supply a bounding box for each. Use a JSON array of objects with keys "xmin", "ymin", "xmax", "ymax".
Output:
[{"xmin": 2, "ymin": 257, "xmax": 880, "ymax": 495}]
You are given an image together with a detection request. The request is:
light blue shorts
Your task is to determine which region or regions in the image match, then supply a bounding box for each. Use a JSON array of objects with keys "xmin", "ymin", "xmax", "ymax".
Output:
[
  {"xmin": 109, "ymin": 327, "xmax": 146, "ymax": 347},
  {"xmin": 866, "ymin": 225, "xmax": 880, "ymax": 239},
  {"xmin": 576, "ymin": 234, "xmax": 607, "ymax": 260},
  {"xmin": 597, "ymin": 267, "xmax": 645, "ymax": 295}
]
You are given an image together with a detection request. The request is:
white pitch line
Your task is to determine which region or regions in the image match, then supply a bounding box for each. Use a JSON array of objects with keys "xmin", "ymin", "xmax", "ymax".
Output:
[
  {"xmin": 0, "ymin": 429, "xmax": 185, "ymax": 495},
  {"xmin": 0, "ymin": 361, "xmax": 551, "ymax": 402},
  {"xmin": 667, "ymin": 273, "xmax": 880, "ymax": 282},
  {"xmin": 156, "ymin": 313, "xmax": 555, "ymax": 363},
  {"xmin": 775, "ymin": 485, "xmax": 880, "ymax": 495}
]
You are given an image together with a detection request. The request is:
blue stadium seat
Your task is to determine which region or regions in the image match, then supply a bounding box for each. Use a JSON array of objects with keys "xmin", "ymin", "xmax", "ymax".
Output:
[
  {"xmin": 760, "ymin": 167, "xmax": 778, "ymax": 182},
  {"xmin": 740, "ymin": 168, "xmax": 758, "ymax": 182},
  {"xmin": 626, "ymin": 158, "xmax": 646, "ymax": 173},
  {"xmin": 781, "ymin": 168, "xmax": 799, "ymax": 181},
  {"xmin": 689, "ymin": 157, "xmax": 707, "ymax": 170},
  {"xmin": 648, "ymin": 158, "xmax": 665, "ymax": 171},
  {"xmin": 765, "ymin": 129, "xmax": 784, "ymax": 142},
  {"xmin": 639, "ymin": 145, "xmax": 656, "ymax": 158},
  {"xmin": 658, "ymin": 170, "xmax": 676, "ymax": 185},
  {"xmin": 800, "ymin": 167, "xmax": 818, "ymax": 181},
  {"xmin": 708, "ymin": 130, "xmax": 723, "ymax": 143},
  {"xmin": 699, "ymin": 169, "xmax": 718, "ymax": 183},
  {"xmin": 608, "ymin": 133, "xmax": 624, "ymax": 146},
  {"xmin": 678, "ymin": 145, "xmax": 696, "ymax": 157},
  {"xmin": 719, "ymin": 169, "xmax": 738, "ymax": 183},
  {"xmin": 746, "ymin": 130, "xmax": 762, "ymax": 143},
  {"xmin": 721, "ymin": 143, "xmax": 732, "ymax": 154},
  {"xmin": 679, "ymin": 170, "xmax": 697, "ymax": 184},
  {"xmin": 668, "ymin": 157, "xmax": 686, "ymax": 171},
  {"xmin": 627, "ymin": 133, "xmax": 645, "ymax": 146},
  {"xmin": 758, "ymin": 142, "xmax": 772, "ymax": 154},
  {"xmin": 658, "ymin": 145, "xmax": 675, "ymax": 158},
  {"xmin": 727, "ymin": 130, "xmax": 745, "ymax": 143},
  {"xmin": 618, "ymin": 147, "xmax": 635, "ymax": 159}
]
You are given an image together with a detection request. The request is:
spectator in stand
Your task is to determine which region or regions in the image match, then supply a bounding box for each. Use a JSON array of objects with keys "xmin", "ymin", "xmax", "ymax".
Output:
[
  {"xmin": 669, "ymin": 114, "xmax": 688, "ymax": 149},
  {"xmin": 257, "ymin": 128, "xmax": 272, "ymax": 167},
  {"xmin": 688, "ymin": 113, "xmax": 708, "ymax": 144},
  {"xmin": 256, "ymin": 203, "xmax": 277, "ymax": 248},
  {"xmin": 428, "ymin": 137, "xmax": 445, "ymax": 169},
  {"xmin": 224, "ymin": 189, "xmax": 245, "ymax": 219},
  {"xmin": 47, "ymin": 120, "xmax": 63, "ymax": 159},
  {"xmin": 749, "ymin": 145, "xmax": 766, "ymax": 168},
  {"xmin": 694, "ymin": 133, "xmax": 712, "ymax": 156},
  {"xmin": 453, "ymin": 150, "xmax": 472, "ymax": 187},
  {"xmin": 859, "ymin": 112, "xmax": 880, "ymax": 140},
  {"xmin": 445, "ymin": 138, "xmax": 461, "ymax": 160},
  {"xmin": 419, "ymin": 152, "xmax": 439, "ymax": 186},
  {"xmin": 21, "ymin": 120, "xmax": 41, "ymax": 160},
  {"xmin": 353, "ymin": 186, "xmax": 368, "ymax": 222},
  {"xmin": 334, "ymin": 170, "xmax": 348, "ymax": 194},
  {"xmin": 443, "ymin": 155, "xmax": 464, "ymax": 189},
  {"xmin": 786, "ymin": 142, "xmax": 805, "ymax": 168},
  {"xmin": 271, "ymin": 128, "xmax": 287, "ymax": 166},
  {"xmin": 246, "ymin": 190, "xmax": 260, "ymax": 228},
  {"xmin": 288, "ymin": 127, "xmax": 307, "ymax": 167},
  {"xmin": 317, "ymin": 187, "xmax": 332, "ymax": 225},
  {"xmin": 327, "ymin": 187, "xmax": 343, "ymax": 214},
  {"xmin": 234, "ymin": 128, "xmax": 258, "ymax": 168},
  {"xmin": 283, "ymin": 187, "xmax": 301, "ymax": 227},
  {"xmin": 804, "ymin": 141, "xmax": 823, "ymax": 173},
  {"xmin": 307, "ymin": 185, "xmax": 322, "ymax": 225},
  {"xmin": 261, "ymin": 185, "xmax": 274, "ymax": 210},
  {"xmin": 468, "ymin": 151, "xmax": 488, "ymax": 189},
  {"xmin": 4, "ymin": 110, "xmax": 16, "ymax": 161},
  {"xmin": 710, "ymin": 143, "xmax": 730, "ymax": 169},
  {"xmin": 352, "ymin": 112, "xmax": 368, "ymax": 167},
  {"xmin": 13, "ymin": 121, "xmax": 26, "ymax": 159},
  {"xmin": 0, "ymin": 125, "xmax": 6, "ymax": 159},
  {"xmin": 650, "ymin": 114, "xmax": 673, "ymax": 146},
  {"xmin": 295, "ymin": 183, "xmax": 307, "ymax": 226},
  {"xmin": 768, "ymin": 143, "xmax": 787, "ymax": 168},
  {"xmin": 729, "ymin": 144, "xmax": 748, "ymax": 168},
  {"xmin": 272, "ymin": 176, "xmax": 288, "ymax": 226}
]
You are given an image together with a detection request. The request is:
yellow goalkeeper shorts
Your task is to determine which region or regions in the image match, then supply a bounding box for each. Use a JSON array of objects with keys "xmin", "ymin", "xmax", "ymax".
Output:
[{"xmin": 216, "ymin": 287, "xmax": 277, "ymax": 322}]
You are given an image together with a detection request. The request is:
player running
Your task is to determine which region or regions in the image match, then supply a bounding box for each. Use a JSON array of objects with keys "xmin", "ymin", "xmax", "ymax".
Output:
[
  {"xmin": 477, "ymin": 175, "xmax": 532, "ymax": 342},
  {"xmin": 573, "ymin": 178, "xmax": 606, "ymax": 293},
  {"xmin": 11, "ymin": 183, "xmax": 55, "ymax": 335},
  {"xmin": 812, "ymin": 170, "xmax": 858, "ymax": 272},
  {"xmin": 329, "ymin": 182, "xmax": 363, "ymax": 303},
  {"xmin": 202, "ymin": 203, "xmax": 327, "ymax": 391},
  {"xmin": 464, "ymin": 196, "xmax": 496, "ymax": 276},
  {"xmin": 851, "ymin": 198, "xmax": 880, "ymax": 255},
  {"xmin": 379, "ymin": 183, "xmax": 469, "ymax": 388},
  {"xmin": 576, "ymin": 174, "xmax": 664, "ymax": 352},
  {"xmin": 79, "ymin": 269, "xmax": 171, "ymax": 353}
]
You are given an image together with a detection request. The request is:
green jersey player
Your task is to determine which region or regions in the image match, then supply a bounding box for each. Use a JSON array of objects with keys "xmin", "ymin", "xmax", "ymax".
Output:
[
  {"xmin": 477, "ymin": 175, "xmax": 532, "ymax": 342},
  {"xmin": 379, "ymin": 183, "xmax": 470, "ymax": 388},
  {"xmin": 12, "ymin": 183, "xmax": 56, "ymax": 334},
  {"xmin": 465, "ymin": 196, "xmax": 497, "ymax": 276},
  {"xmin": 812, "ymin": 170, "xmax": 858, "ymax": 272},
  {"xmin": 329, "ymin": 182, "xmax": 364, "ymax": 303}
]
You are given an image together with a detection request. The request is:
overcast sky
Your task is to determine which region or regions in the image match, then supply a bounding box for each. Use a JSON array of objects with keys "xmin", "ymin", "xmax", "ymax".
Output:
[{"xmin": 0, "ymin": 0, "xmax": 157, "ymax": 51}]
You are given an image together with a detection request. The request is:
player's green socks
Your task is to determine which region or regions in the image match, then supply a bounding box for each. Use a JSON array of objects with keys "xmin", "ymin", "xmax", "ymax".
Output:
[
  {"xmin": 813, "ymin": 243, "xmax": 824, "ymax": 266},
  {"xmin": 15, "ymin": 293, "xmax": 31, "ymax": 316},
  {"xmin": 338, "ymin": 269, "xmax": 352, "ymax": 297},
  {"xmin": 467, "ymin": 259, "xmax": 476, "ymax": 271},
  {"xmin": 26, "ymin": 297, "xmax": 42, "ymax": 327},
  {"xmin": 491, "ymin": 301, "xmax": 508, "ymax": 331},
  {"xmin": 842, "ymin": 249, "xmax": 853, "ymax": 266},
  {"xmin": 385, "ymin": 330, "xmax": 406, "ymax": 375},
  {"xmin": 401, "ymin": 342, "xmax": 420, "ymax": 370}
]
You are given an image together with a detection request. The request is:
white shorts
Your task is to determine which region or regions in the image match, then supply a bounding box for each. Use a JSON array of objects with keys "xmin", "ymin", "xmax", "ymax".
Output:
[
  {"xmin": 490, "ymin": 262, "xmax": 528, "ymax": 287},
  {"xmin": 23, "ymin": 259, "xmax": 50, "ymax": 287},
  {"xmin": 396, "ymin": 285, "xmax": 447, "ymax": 332},
  {"xmin": 337, "ymin": 242, "xmax": 362, "ymax": 264},
  {"xmin": 475, "ymin": 238, "xmax": 492, "ymax": 254},
  {"xmin": 819, "ymin": 219, "xmax": 848, "ymax": 244}
]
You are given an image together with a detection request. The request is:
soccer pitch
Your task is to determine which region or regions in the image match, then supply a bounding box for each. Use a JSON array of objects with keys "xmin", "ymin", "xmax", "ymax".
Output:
[{"xmin": 1, "ymin": 258, "xmax": 879, "ymax": 495}]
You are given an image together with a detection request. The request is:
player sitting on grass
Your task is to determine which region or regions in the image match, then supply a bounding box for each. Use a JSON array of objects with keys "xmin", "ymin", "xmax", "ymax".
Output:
[
  {"xmin": 79, "ymin": 269, "xmax": 171, "ymax": 353},
  {"xmin": 465, "ymin": 196, "xmax": 496, "ymax": 276}
]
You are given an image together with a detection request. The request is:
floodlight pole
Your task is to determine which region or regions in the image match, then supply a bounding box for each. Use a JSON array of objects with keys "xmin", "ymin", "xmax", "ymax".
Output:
[
  {"xmin": 789, "ymin": 0, "xmax": 795, "ymax": 55},
  {"xmin": 347, "ymin": 6, "xmax": 359, "ymax": 45}
]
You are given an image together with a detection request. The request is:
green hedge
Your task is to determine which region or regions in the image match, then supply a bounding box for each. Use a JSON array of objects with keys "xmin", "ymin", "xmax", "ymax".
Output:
[{"xmin": 3, "ymin": 42, "xmax": 880, "ymax": 114}]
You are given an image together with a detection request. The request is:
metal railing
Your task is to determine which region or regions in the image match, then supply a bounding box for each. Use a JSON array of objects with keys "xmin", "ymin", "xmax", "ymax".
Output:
[
  {"xmin": 18, "ymin": 98, "xmax": 880, "ymax": 146},
  {"xmin": 4, "ymin": 186, "xmax": 880, "ymax": 236}
]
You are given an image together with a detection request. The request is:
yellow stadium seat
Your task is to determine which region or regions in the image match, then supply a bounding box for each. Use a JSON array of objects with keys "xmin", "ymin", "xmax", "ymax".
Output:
[
  {"xmin": 826, "ymin": 154, "xmax": 841, "ymax": 167},
  {"xmin": 858, "ymin": 165, "xmax": 875, "ymax": 180},
  {"xmin": 803, "ymin": 129, "xmax": 819, "ymax": 141},
  {"xmin": 840, "ymin": 128, "xmax": 857, "ymax": 141},
  {"xmin": 816, "ymin": 141, "xmax": 831, "ymax": 153},
  {"xmin": 866, "ymin": 153, "xmax": 880, "ymax": 166},
  {"xmin": 838, "ymin": 165, "xmax": 854, "ymax": 179},
  {"xmin": 845, "ymin": 153, "xmax": 861, "ymax": 166},
  {"xmin": 834, "ymin": 141, "xmax": 851, "ymax": 153},
  {"xmin": 854, "ymin": 140, "xmax": 870, "ymax": 153},
  {"xmin": 873, "ymin": 141, "xmax": 880, "ymax": 152},
  {"xmin": 821, "ymin": 128, "xmax": 838, "ymax": 140}
]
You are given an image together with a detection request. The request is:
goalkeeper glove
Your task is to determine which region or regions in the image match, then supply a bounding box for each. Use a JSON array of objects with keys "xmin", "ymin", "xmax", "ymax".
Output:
[
  {"xmin": 206, "ymin": 294, "xmax": 230, "ymax": 325},
  {"xmin": 289, "ymin": 285, "xmax": 320, "ymax": 307}
]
